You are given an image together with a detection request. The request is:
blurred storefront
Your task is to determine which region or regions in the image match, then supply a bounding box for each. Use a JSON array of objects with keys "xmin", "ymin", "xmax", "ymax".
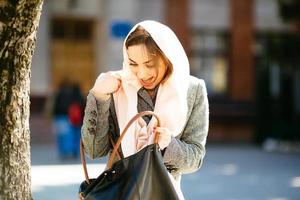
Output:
[
  {"xmin": 255, "ymin": 1, "xmax": 300, "ymax": 143},
  {"xmin": 30, "ymin": 0, "xmax": 300, "ymax": 143}
]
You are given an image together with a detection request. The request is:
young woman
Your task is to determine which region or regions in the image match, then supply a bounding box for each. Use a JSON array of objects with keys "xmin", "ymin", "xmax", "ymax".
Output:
[{"xmin": 81, "ymin": 20, "xmax": 209, "ymax": 199}]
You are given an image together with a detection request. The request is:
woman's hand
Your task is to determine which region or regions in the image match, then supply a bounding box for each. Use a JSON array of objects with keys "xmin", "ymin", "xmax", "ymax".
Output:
[
  {"xmin": 91, "ymin": 72, "xmax": 121, "ymax": 99},
  {"xmin": 153, "ymin": 127, "xmax": 172, "ymax": 150}
]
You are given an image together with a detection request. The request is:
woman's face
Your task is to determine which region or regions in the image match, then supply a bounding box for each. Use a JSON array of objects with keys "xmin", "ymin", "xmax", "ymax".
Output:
[{"xmin": 127, "ymin": 44, "xmax": 167, "ymax": 89}]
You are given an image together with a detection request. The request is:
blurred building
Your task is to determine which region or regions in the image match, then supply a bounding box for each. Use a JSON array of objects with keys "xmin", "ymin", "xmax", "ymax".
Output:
[{"xmin": 30, "ymin": 0, "xmax": 300, "ymax": 143}]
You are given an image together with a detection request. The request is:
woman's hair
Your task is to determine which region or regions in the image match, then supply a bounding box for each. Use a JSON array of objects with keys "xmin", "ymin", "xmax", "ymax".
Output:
[{"xmin": 125, "ymin": 26, "xmax": 173, "ymax": 82}]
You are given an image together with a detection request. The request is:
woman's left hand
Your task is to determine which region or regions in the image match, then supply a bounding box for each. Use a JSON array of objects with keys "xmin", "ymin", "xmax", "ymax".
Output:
[{"xmin": 153, "ymin": 127, "xmax": 172, "ymax": 150}]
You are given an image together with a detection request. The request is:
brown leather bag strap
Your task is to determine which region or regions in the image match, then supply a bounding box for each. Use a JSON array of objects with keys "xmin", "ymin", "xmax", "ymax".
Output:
[
  {"xmin": 109, "ymin": 136, "xmax": 122, "ymax": 160},
  {"xmin": 80, "ymin": 136, "xmax": 122, "ymax": 185},
  {"xmin": 80, "ymin": 111, "xmax": 160, "ymax": 184},
  {"xmin": 107, "ymin": 111, "xmax": 160, "ymax": 169},
  {"xmin": 80, "ymin": 139, "xmax": 90, "ymax": 184}
]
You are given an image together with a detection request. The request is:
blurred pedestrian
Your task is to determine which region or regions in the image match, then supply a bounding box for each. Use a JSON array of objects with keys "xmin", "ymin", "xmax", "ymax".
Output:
[
  {"xmin": 52, "ymin": 80, "xmax": 79, "ymax": 159},
  {"xmin": 68, "ymin": 84, "xmax": 84, "ymax": 157},
  {"xmin": 81, "ymin": 20, "xmax": 209, "ymax": 198}
]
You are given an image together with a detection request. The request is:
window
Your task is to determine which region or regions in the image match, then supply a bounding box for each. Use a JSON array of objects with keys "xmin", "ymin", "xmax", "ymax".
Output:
[
  {"xmin": 51, "ymin": 18, "xmax": 93, "ymax": 41},
  {"xmin": 190, "ymin": 30, "xmax": 229, "ymax": 96}
]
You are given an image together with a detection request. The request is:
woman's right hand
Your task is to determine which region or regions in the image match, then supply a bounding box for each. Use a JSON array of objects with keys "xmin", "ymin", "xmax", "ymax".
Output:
[{"xmin": 90, "ymin": 72, "xmax": 121, "ymax": 99}]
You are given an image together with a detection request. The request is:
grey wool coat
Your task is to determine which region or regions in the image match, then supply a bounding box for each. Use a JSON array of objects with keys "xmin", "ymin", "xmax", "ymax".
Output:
[{"xmin": 81, "ymin": 76, "xmax": 209, "ymax": 180}]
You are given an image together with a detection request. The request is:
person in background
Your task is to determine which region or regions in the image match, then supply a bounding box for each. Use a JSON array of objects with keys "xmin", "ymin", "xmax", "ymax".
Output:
[
  {"xmin": 81, "ymin": 20, "xmax": 209, "ymax": 199},
  {"xmin": 68, "ymin": 83, "xmax": 85, "ymax": 157},
  {"xmin": 53, "ymin": 81, "xmax": 84, "ymax": 159}
]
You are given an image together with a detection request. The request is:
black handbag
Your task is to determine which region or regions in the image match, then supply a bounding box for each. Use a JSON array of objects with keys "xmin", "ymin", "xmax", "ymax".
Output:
[{"xmin": 78, "ymin": 111, "xmax": 180, "ymax": 200}]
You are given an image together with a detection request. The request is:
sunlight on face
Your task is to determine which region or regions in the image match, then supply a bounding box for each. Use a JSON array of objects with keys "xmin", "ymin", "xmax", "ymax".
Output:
[{"xmin": 127, "ymin": 44, "xmax": 167, "ymax": 89}]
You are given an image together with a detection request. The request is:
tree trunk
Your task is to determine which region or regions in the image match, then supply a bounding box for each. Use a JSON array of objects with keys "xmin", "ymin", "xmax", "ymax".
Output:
[{"xmin": 0, "ymin": 0, "xmax": 43, "ymax": 199}]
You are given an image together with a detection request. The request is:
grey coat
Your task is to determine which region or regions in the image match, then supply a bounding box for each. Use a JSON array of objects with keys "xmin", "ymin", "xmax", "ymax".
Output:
[{"xmin": 81, "ymin": 76, "xmax": 209, "ymax": 179}]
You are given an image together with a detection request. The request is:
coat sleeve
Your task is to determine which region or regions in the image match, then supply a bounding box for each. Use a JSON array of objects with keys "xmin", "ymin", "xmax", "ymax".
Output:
[
  {"xmin": 81, "ymin": 92, "xmax": 112, "ymax": 159},
  {"xmin": 163, "ymin": 80, "xmax": 209, "ymax": 174}
]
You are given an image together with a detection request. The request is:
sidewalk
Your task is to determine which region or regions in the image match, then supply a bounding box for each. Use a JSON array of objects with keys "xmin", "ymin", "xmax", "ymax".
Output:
[
  {"xmin": 30, "ymin": 114, "xmax": 300, "ymax": 199},
  {"xmin": 31, "ymin": 144, "xmax": 104, "ymax": 200},
  {"xmin": 31, "ymin": 143, "xmax": 300, "ymax": 200}
]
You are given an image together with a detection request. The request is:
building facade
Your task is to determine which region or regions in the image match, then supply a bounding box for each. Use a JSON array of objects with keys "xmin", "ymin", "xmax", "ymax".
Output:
[{"xmin": 31, "ymin": 0, "xmax": 297, "ymax": 142}]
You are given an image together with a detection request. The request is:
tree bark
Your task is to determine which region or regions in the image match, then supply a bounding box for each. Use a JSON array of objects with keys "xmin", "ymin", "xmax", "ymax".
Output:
[{"xmin": 0, "ymin": 0, "xmax": 43, "ymax": 199}]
